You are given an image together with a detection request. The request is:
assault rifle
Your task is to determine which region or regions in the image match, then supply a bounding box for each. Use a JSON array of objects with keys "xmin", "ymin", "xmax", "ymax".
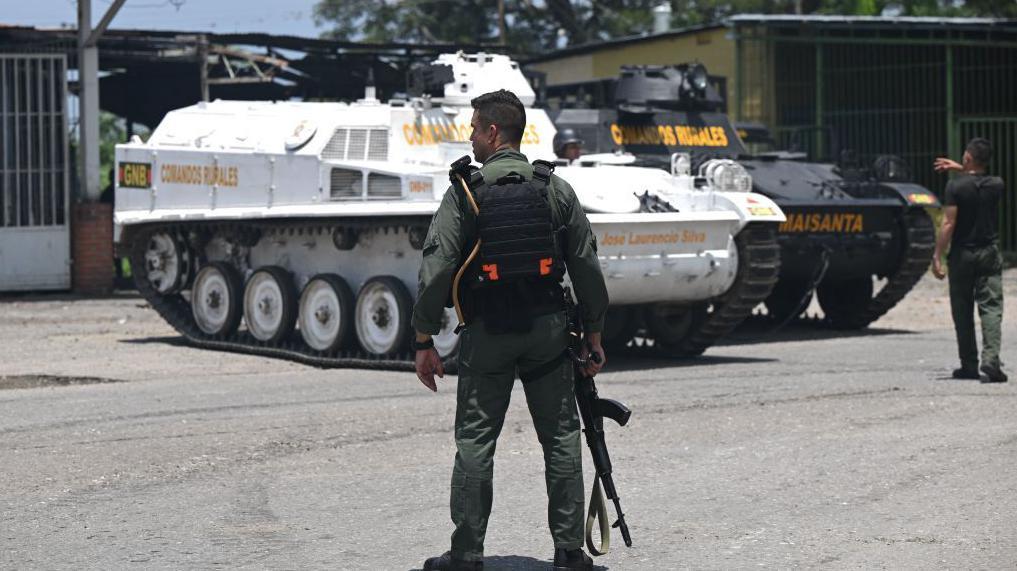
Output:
[{"xmin": 564, "ymin": 289, "xmax": 633, "ymax": 555}]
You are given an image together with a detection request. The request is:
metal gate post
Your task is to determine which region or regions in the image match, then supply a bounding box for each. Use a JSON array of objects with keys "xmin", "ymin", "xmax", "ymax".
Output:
[
  {"xmin": 815, "ymin": 43, "xmax": 824, "ymax": 159},
  {"xmin": 946, "ymin": 45, "xmax": 958, "ymax": 160}
]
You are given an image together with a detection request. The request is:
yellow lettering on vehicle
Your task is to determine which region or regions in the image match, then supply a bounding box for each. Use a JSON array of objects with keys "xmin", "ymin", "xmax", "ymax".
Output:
[
  {"xmin": 598, "ymin": 230, "xmax": 705, "ymax": 246},
  {"xmin": 160, "ymin": 163, "xmax": 238, "ymax": 187},
  {"xmin": 601, "ymin": 233, "xmax": 626, "ymax": 246},
  {"xmin": 409, "ymin": 180, "xmax": 432, "ymax": 194},
  {"xmin": 609, "ymin": 124, "xmax": 729, "ymax": 147},
  {"xmin": 119, "ymin": 162, "xmax": 151, "ymax": 188},
  {"xmin": 610, "ymin": 124, "xmax": 624, "ymax": 146},
  {"xmin": 401, "ymin": 122, "xmax": 542, "ymax": 146},
  {"xmin": 779, "ymin": 213, "xmax": 865, "ymax": 234},
  {"xmin": 522, "ymin": 124, "xmax": 541, "ymax": 145}
]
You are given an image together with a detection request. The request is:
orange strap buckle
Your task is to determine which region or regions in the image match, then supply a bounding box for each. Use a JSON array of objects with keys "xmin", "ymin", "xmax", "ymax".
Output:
[
  {"xmin": 482, "ymin": 263, "xmax": 500, "ymax": 281},
  {"xmin": 539, "ymin": 258, "xmax": 553, "ymax": 276}
]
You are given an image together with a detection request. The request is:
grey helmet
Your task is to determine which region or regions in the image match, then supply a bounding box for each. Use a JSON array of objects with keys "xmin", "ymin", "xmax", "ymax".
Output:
[{"xmin": 553, "ymin": 128, "xmax": 583, "ymax": 155}]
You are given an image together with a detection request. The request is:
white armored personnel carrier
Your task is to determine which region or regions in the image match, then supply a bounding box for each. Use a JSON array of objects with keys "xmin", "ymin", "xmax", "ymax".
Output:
[{"xmin": 114, "ymin": 52, "xmax": 784, "ymax": 368}]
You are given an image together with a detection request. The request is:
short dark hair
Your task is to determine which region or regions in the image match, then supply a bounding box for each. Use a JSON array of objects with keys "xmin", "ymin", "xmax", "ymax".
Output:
[
  {"xmin": 471, "ymin": 90, "xmax": 526, "ymax": 145},
  {"xmin": 966, "ymin": 137, "xmax": 992, "ymax": 167}
]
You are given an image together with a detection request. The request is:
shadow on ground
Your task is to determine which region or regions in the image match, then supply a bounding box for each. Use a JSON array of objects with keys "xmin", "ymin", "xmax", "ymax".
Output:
[
  {"xmin": 119, "ymin": 335, "xmax": 189, "ymax": 346},
  {"xmin": 606, "ymin": 353, "xmax": 778, "ymax": 372},
  {"xmin": 721, "ymin": 317, "xmax": 917, "ymax": 347},
  {"xmin": 0, "ymin": 291, "xmax": 142, "ymax": 303},
  {"xmin": 409, "ymin": 554, "xmax": 609, "ymax": 570}
]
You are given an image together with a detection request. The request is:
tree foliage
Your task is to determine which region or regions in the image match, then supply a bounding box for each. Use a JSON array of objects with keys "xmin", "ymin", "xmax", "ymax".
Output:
[{"xmin": 313, "ymin": 0, "xmax": 1016, "ymax": 53}]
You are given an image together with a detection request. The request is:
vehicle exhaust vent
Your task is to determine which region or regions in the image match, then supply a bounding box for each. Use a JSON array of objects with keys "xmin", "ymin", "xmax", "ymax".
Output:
[
  {"xmin": 330, "ymin": 168, "xmax": 362, "ymax": 199},
  {"xmin": 322, "ymin": 129, "xmax": 348, "ymax": 160},
  {"xmin": 367, "ymin": 129, "xmax": 389, "ymax": 161},
  {"xmin": 367, "ymin": 173, "xmax": 401, "ymax": 198},
  {"xmin": 321, "ymin": 128, "xmax": 390, "ymax": 161},
  {"xmin": 348, "ymin": 129, "xmax": 368, "ymax": 160}
]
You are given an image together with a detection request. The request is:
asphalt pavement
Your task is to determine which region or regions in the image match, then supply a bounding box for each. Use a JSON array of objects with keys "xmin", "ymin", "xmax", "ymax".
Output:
[{"xmin": 1, "ymin": 272, "xmax": 1015, "ymax": 570}]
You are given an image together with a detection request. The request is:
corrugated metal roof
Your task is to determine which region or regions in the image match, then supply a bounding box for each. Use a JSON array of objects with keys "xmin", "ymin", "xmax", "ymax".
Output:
[
  {"xmin": 729, "ymin": 14, "xmax": 1013, "ymax": 25},
  {"xmin": 729, "ymin": 14, "xmax": 1017, "ymax": 31},
  {"xmin": 524, "ymin": 23, "xmax": 725, "ymax": 64}
]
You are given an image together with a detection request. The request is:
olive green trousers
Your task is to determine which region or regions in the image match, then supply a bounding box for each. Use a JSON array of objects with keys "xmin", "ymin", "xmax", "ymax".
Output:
[
  {"xmin": 449, "ymin": 311, "xmax": 584, "ymax": 562},
  {"xmin": 948, "ymin": 244, "xmax": 1005, "ymax": 371}
]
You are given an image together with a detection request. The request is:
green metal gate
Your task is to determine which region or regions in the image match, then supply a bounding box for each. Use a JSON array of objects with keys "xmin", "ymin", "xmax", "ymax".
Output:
[
  {"xmin": 732, "ymin": 18, "xmax": 1017, "ymax": 254},
  {"xmin": 958, "ymin": 117, "xmax": 1017, "ymax": 252}
]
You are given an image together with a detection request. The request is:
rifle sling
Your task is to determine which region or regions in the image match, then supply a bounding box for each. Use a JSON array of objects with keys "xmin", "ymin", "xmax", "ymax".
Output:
[{"xmin": 585, "ymin": 474, "xmax": 612, "ymax": 556}]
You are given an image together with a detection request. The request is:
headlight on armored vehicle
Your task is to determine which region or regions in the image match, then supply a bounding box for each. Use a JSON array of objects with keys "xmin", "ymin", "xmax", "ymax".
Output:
[
  {"xmin": 670, "ymin": 152, "xmax": 691, "ymax": 176},
  {"xmin": 688, "ymin": 63, "xmax": 709, "ymax": 94},
  {"xmin": 699, "ymin": 159, "xmax": 752, "ymax": 193}
]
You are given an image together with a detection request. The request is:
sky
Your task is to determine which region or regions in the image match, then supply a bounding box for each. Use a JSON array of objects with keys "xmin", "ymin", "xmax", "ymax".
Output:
[{"xmin": 4, "ymin": 0, "xmax": 326, "ymax": 38}]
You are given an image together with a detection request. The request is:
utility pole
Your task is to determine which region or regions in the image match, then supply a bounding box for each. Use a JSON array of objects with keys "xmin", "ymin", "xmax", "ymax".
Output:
[
  {"xmin": 77, "ymin": 0, "xmax": 126, "ymax": 202},
  {"xmin": 73, "ymin": 0, "xmax": 126, "ymax": 295},
  {"xmin": 497, "ymin": 0, "xmax": 506, "ymax": 45}
]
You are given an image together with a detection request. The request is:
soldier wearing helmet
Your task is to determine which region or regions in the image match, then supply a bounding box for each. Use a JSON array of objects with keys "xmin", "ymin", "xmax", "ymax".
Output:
[{"xmin": 554, "ymin": 128, "xmax": 584, "ymax": 162}]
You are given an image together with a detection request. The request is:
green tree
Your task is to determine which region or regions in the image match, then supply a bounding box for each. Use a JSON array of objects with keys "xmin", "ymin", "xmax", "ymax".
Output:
[
  {"xmin": 99, "ymin": 112, "xmax": 126, "ymax": 193},
  {"xmin": 314, "ymin": 0, "xmax": 1016, "ymax": 54}
]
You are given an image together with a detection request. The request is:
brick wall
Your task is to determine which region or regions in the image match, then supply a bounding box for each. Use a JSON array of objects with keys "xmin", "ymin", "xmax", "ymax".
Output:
[{"xmin": 72, "ymin": 202, "xmax": 114, "ymax": 295}]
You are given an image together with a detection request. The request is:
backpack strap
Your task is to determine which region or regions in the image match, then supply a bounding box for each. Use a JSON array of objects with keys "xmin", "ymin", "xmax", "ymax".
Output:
[
  {"xmin": 532, "ymin": 159, "xmax": 554, "ymax": 185},
  {"xmin": 448, "ymin": 155, "xmax": 486, "ymax": 217},
  {"xmin": 532, "ymin": 159, "xmax": 565, "ymax": 228}
]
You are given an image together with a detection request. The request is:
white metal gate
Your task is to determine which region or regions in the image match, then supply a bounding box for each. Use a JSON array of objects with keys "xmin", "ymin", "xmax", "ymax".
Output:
[{"xmin": 0, "ymin": 54, "xmax": 70, "ymax": 291}]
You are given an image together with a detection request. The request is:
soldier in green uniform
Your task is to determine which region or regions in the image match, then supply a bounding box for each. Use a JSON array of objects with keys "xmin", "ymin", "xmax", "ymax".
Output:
[
  {"xmin": 933, "ymin": 137, "xmax": 1008, "ymax": 383},
  {"xmin": 412, "ymin": 90, "xmax": 609, "ymax": 570}
]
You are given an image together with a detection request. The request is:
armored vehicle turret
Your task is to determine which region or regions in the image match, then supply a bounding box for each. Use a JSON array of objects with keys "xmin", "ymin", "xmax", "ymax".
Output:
[
  {"xmin": 553, "ymin": 64, "xmax": 937, "ymax": 329},
  {"xmin": 115, "ymin": 54, "xmax": 784, "ymax": 368}
]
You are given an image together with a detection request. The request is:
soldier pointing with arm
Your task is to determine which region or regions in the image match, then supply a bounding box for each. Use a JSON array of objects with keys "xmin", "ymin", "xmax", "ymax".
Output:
[
  {"xmin": 412, "ymin": 89, "xmax": 609, "ymax": 571},
  {"xmin": 933, "ymin": 137, "xmax": 1008, "ymax": 383}
]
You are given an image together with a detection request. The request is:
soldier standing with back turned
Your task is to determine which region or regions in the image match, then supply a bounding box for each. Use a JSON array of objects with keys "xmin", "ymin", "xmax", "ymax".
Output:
[
  {"xmin": 411, "ymin": 89, "xmax": 609, "ymax": 570},
  {"xmin": 933, "ymin": 137, "xmax": 1008, "ymax": 383}
]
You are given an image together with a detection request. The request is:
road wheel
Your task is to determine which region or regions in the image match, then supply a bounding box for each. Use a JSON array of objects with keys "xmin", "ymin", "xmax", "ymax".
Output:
[
  {"xmin": 432, "ymin": 307, "xmax": 461, "ymax": 359},
  {"xmin": 144, "ymin": 232, "xmax": 191, "ymax": 294},
  {"xmin": 644, "ymin": 303, "xmax": 707, "ymax": 355},
  {"xmin": 764, "ymin": 279, "xmax": 812, "ymax": 323},
  {"xmin": 602, "ymin": 306, "xmax": 640, "ymax": 350},
  {"xmin": 191, "ymin": 262, "xmax": 243, "ymax": 337},
  {"xmin": 243, "ymin": 266, "xmax": 298, "ymax": 343},
  {"xmin": 817, "ymin": 277, "xmax": 874, "ymax": 329},
  {"xmin": 355, "ymin": 276, "xmax": 412, "ymax": 356},
  {"xmin": 298, "ymin": 274, "xmax": 355, "ymax": 353}
]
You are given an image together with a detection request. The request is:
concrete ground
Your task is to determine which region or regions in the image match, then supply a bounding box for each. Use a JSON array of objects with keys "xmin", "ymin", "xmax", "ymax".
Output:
[{"xmin": 0, "ymin": 270, "xmax": 1015, "ymax": 570}]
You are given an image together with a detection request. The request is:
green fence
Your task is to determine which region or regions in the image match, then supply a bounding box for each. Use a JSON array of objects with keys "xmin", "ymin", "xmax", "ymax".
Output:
[
  {"xmin": 735, "ymin": 25, "xmax": 1017, "ymax": 251},
  {"xmin": 958, "ymin": 118, "xmax": 1017, "ymax": 252}
]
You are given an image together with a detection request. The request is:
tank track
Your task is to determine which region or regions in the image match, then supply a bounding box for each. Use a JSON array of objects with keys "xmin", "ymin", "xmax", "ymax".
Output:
[
  {"xmin": 128, "ymin": 219, "xmax": 438, "ymax": 371},
  {"xmin": 675, "ymin": 222, "xmax": 782, "ymax": 355},
  {"xmin": 827, "ymin": 208, "xmax": 935, "ymax": 329},
  {"xmin": 130, "ymin": 219, "xmax": 785, "ymax": 367},
  {"xmin": 617, "ymin": 222, "xmax": 781, "ymax": 357}
]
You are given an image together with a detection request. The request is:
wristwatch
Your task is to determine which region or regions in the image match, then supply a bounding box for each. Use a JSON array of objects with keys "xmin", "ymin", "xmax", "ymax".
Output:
[{"xmin": 411, "ymin": 337, "xmax": 435, "ymax": 351}]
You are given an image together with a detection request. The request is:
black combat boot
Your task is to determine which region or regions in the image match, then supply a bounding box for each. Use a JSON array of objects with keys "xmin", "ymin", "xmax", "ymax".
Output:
[
  {"xmin": 423, "ymin": 551, "xmax": 483, "ymax": 571},
  {"xmin": 552, "ymin": 547, "xmax": 593, "ymax": 570},
  {"xmin": 952, "ymin": 367, "xmax": 980, "ymax": 380},
  {"xmin": 981, "ymin": 363, "xmax": 1008, "ymax": 383}
]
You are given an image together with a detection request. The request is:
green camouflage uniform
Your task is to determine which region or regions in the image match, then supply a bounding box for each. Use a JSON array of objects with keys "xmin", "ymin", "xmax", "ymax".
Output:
[{"xmin": 412, "ymin": 148, "xmax": 608, "ymax": 562}]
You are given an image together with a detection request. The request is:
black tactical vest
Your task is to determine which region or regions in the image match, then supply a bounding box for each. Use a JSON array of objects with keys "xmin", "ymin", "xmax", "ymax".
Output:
[
  {"xmin": 471, "ymin": 162, "xmax": 565, "ymax": 287},
  {"xmin": 449, "ymin": 158, "xmax": 567, "ymax": 333}
]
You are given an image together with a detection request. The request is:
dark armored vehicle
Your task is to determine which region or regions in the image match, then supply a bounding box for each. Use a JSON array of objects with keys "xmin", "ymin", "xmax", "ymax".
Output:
[{"xmin": 553, "ymin": 64, "xmax": 938, "ymax": 328}]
